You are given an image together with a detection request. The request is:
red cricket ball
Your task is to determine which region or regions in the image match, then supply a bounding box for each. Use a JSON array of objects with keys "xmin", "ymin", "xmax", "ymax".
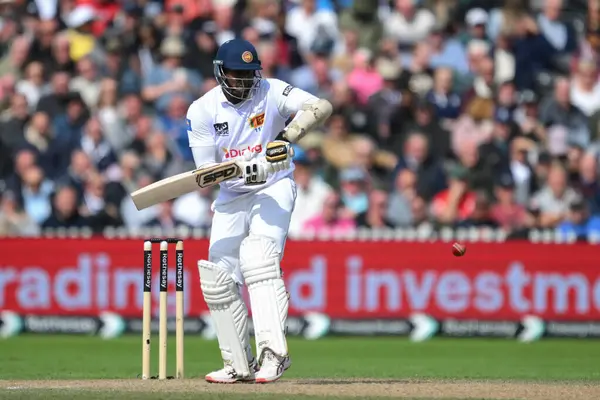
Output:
[{"xmin": 452, "ymin": 242, "xmax": 466, "ymax": 257}]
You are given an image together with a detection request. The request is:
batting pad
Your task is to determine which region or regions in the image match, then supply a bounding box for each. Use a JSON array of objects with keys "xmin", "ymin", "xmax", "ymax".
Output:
[
  {"xmin": 239, "ymin": 235, "xmax": 289, "ymax": 359},
  {"xmin": 198, "ymin": 260, "xmax": 252, "ymax": 376}
]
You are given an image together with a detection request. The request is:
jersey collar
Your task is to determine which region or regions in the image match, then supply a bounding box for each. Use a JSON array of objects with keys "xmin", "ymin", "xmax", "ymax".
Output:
[{"xmin": 218, "ymin": 87, "xmax": 250, "ymax": 108}]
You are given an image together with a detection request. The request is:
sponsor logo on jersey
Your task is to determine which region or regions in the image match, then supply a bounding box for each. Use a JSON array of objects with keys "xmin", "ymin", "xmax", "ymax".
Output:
[
  {"xmin": 249, "ymin": 112, "xmax": 265, "ymax": 130},
  {"xmin": 186, "ymin": 118, "xmax": 192, "ymax": 131},
  {"xmin": 213, "ymin": 122, "xmax": 229, "ymax": 136},
  {"xmin": 222, "ymin": 144, "xmax": 263, "ymax": 159},
  {"xmin": 282, "ymin": 85, "xmax": 294, "ymax": 96}
]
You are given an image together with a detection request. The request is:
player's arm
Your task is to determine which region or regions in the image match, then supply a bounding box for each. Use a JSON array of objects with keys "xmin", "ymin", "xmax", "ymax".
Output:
[
  {"xmin": 274, "ymin": 81, "xmax": 333, "ymax": 143},
  {"xmin": 265, "ymin": 80, "xmax": 333, "ymax": 172},
  {"xmin": 187, "ymin": 102, "xmax": 218, "ymax": 169}
]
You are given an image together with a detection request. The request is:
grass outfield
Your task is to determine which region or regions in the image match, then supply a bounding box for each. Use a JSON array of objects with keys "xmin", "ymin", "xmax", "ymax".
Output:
[{"xmin": 1, "ymin": 336, "xmax": 599, "ymax": 399}]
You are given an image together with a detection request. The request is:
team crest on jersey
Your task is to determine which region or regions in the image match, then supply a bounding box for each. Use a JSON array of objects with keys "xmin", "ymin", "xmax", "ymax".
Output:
[
  {"xmin": 242, "ymin": 51, "xmax": 253, "ymax": 63},
  {"xmin": 213, "ymin": 122, "xmax": 229, "ymax": 136},
  {"xmin": 249, "ymin": 112, "xmax": 265, "ymax": 131}
]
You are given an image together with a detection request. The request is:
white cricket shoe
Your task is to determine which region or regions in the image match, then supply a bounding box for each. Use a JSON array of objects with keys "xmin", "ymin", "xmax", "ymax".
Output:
[
  {"xmin": 255, "ymin": 348, "xmax": 291, "ymax": 383},
  {"xmin": 205, "ymin": 358, "xmax": 258, "ymax": 384}
]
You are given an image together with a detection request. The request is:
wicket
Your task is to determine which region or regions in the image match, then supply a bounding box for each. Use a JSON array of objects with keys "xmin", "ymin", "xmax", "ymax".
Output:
[{"xmin": 142, "ymin": 238, "xmax": 185, "ymax": 380}]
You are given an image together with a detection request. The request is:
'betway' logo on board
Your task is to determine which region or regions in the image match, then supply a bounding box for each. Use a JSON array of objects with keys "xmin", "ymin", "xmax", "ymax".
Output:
[{"xmin": 222, "ymin": 144, "xmax": 262, "ymax": 159}]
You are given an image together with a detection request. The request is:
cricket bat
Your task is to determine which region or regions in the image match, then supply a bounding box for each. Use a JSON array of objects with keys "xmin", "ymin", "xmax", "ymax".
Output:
[
  {"xmin": 130, "ymin": 142, "xmax": 292, "ymax": 211},
  {"xmin": 131, "ymin": 161, "xmax": 241, "ymax": 210}
]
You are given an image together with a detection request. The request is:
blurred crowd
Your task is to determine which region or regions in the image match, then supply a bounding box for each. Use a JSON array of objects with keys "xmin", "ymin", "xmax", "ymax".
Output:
[{"xmin": 1, "ymin": 0, "xmax": 600, "ymax": 240}]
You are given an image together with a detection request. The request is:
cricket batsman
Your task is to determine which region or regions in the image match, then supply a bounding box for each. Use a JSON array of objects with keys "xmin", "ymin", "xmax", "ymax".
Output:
[{"xmin": 186, "ymin": 39, "xmax": 332, "ymax": 383}]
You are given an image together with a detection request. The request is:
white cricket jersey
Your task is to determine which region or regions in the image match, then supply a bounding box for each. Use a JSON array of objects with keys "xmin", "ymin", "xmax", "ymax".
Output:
[{"xmin": 186, "ymin": 78, "xmax": 317, "ymax": 204}]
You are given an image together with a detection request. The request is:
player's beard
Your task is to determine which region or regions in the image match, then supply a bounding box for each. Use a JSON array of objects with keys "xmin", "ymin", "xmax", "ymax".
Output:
[{"xmin": 227, "ymin": 72, "xmax": 255, "ymax": 100}]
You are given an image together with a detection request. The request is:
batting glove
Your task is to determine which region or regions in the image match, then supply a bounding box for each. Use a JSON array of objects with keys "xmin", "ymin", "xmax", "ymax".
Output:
[
  {"xmin": 265, "ymin": 140, "xmax": 294, "ymax": 173},
  {"xmin": 238, "ymin": 152, "xmax": 269, "ymax": 185}
]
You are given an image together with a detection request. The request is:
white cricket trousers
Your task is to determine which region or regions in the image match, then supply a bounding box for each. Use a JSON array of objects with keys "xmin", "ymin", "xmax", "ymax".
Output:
[{"xmin": 208, "ymin": 177, "xmax": 297, "ymax": 285}]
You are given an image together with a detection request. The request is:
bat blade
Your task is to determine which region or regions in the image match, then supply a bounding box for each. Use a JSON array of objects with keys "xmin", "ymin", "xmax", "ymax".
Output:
[
  {"xmin": 130, "ymin": 161, "xmax": 241, "ymax": 210},
  {"xmin": 193, "ymin": 161, "xmax": 241, "ymax": 188}
]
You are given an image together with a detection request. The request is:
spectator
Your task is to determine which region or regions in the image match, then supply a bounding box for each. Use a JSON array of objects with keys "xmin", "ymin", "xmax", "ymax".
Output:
[
  {"xmin": 143, "ymin": 131, "xmax": 183, "ymax": 180},
  {"xmin": 0, "ymin": 93, "xmax": 29, "ymax": 154},
  {"xmin": 52, "ymin": 92, "xmax": 89, "ymax": 151},
  {"xmin": 321, "ymin": 112, "xmax": 362, "ymax": 172},
  {"xmin": 457, "ymin": 192, "xmax": 499, "ymax": 228},
  {"xmin": 509, "ymin": 137, "xmax": 538, "ymax": 205},
  {"xmin": 16, "ymin": 61, "xmax": 46, "ymax": 111},
  {"xmin": 70, "ymin": 56, "xmax": 102, "ymax": 110},
  {"xmin": 431, "ymin": 166, "xmax": 476, "ymax": 226},
  {"xmin": 460, "ymin": 8, "xmax": 490, "ymax": 46},
  {"xmin": 346, "ymin": 49, "xmax": 383, "ymax": 106},
  {"xmin": 493, "ymin": 30, "xmax": 516, "ymax": 84},
  {"xmin": 558, "ymin": 198, "xmax": 600, "ymax": 239},
  {"xmin": 127, "ymin": 114, "xmax": 154, "ymax": 156},
  {"xmin": 490, "ymin": 173, "xmax": 531, "ymax": 234},
  {"xmin": 155, "ymin": 95, "xmax": 192, "ymax": 163},
  {"xmin": 291, "ymin": 53, "xmax": 341, "ymax": 97},
  {"xmin": 397, "ymin": 42, "xmax": 434, "ymax": 97},
  {"xmin": 256, "ymin": 40, "xmax": 292, "ymax": 82},
  {"xmin": 399, "ymin": 98, "xmax": 451, "ymax": 162},
  {"xmin": 409, "ymin": 194, "xmax": 432, "ymax": 230},
  {"xmin": 289, "ymin": 150, "xmax": 333, "ymax": 237},
  {"xmin": 384, "ymin": 0, "xmax": 436, "ymax": 50},
  {"xmin": 396, "ymin": 132, "xmax": 446, "ymax": 201},
  {"xmin": 387, "ymin": 169, "xmax": 416, "ymax": 227},
  {"xmin": 427, "ymin": 26, "xmax": 469, "ymax": 75},
  {"xmin": 366, "ymin": 58, "xmax": 402, "ymax": 147},
  {"xmin": 48, "ymin": 32, "xmax": 76, "ymax": 75},
  {"xmin": 462, "ymin": 56, "xmax": 495, "ymax": 121},
  {"xmin": 96, "ymin": 78, "xmax": 122, "ymax": 151},
  {"xmin": 80, "ymin": 172, "xmax": 121, "ymax": 232},
  {"xmin": 570, "ymin": 59, "xmax": 600, "ymax": 117},
  {"xmin": 303, "ymin": 192, "xmax": 356, "ymax": 235},
  {"xmin": 41, "ymin": 185, "xmax": 88, "ymax": 229},
  {"xmin": 530, "ymin": 162, "xmax": 580, "ymax": 228},
  {"xmin": 184, "ymin": 21, "xmax": 219, "ymax": 80},
  {"xmin": 79, "ymin": 117, "xmax": 117, "ymax": 172},
  {"xmin": 142, "ymin": 36, "xmax": 202, "ymax": 113},
  {"xmin": 285, "ymin": 0, "xmax": 339, "ymax": 57},
  {"xmin": 0, "ymin": 191, "xmax": 40, "ymax": 237},
  {"xmin": 66, "ymin": 5, "xmax": 98, "ymax": 62},
  {"xmin": 339, "ymin": 167, "xmax": 369, "ymax": 216},
  {"xmin": 487, "ymin": 0, "xmax": 530, "ymax": 42},
  {"xmin": 495, "ymin": 81, "xmax": 518, "ymax": 122},
  {"xmin": 536, "ymin": 0, "xmax": 577, "ymax": 57},
  {"xmin": 0, "ymin": 35, "xmax": 30, "ymax": 79},
  {"xmin": 36, "ymin": 71, "xmax": 73, "ymax": 119},
  {"xmin": 577, "ymin": 152, "xmax": 600, "ymax": 214},
  {"xmin": 514, "ymin": 90, "xmax": 546, "ymax": 144},
  {"xmin": 355, "ymin": 189, "xmax": 394, "ymax": 228},
  {"xmin": 339, "ymin": 0, "xmax": 382, "ymax": 54},
  {"xmin": 330, "ymin": 81, "xmax": 368, "ymax": 133},
  {"xmin": 18, "ymin": 165, "xmax": 54, "ymax": 225},
  {"xmin": 144, "ymin": 200, "xmax": 188, "ymax": 230},
  {"xmin": 477, "ymin": 110, "xmax": 514, "ymax": 177},
  {"xmin": 539, "ymin": 77, "xmax": 589, "ymax": 148},
  {"xmin": 58, "ymin": 149, "xmax": 93, "ymax": 201},
  {"xmin": 22, "ymin": 111, "xmax": 69, "ymax": 178},
  {"xmin": 425, "ymin": 67, "xmax": 462, "ymax": 121}
]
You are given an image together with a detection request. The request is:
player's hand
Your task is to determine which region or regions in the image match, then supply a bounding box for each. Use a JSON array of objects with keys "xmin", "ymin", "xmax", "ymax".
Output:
[
  {"xmin": 265, "ymin": 140, "xmax": 294, "ymax": 173},
  {"xmin": 238, "ymin": 153, "xmax": 269, "ymax": 185}
]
